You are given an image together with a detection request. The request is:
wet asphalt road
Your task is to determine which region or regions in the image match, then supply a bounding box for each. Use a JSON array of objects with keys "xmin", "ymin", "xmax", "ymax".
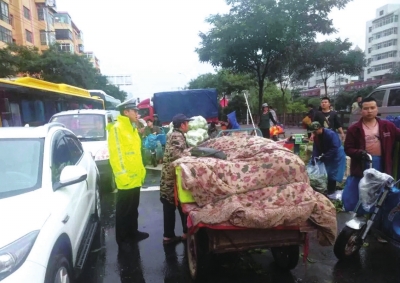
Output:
[{"xmin": 77, "ymin": 169, "xmax": 400, "ymax": 283}]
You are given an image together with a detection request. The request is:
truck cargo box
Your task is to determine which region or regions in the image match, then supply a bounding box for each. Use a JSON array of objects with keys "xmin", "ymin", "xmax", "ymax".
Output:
[{"xmin": 153, "ymin": 89, "xmax": 219, "ymax": 124}]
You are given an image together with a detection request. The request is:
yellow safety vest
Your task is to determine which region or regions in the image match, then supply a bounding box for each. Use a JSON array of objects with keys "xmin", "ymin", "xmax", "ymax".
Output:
[{"xmin": 108, "ymin": 115, "xmax": 146, "ymax": 189}]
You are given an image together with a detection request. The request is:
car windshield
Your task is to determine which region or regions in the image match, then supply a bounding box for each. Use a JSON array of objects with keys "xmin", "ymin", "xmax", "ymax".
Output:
[
  {"xmin": 0, "ymin": 139, "xmax": 44, "ymax": 199},
  {"xmin": 138, "ymin": 108, "xmax": 149, "ymax": 118},
  {"xmin": 50, "ymin": 114, "xmax": 106, "ymax": 141}
]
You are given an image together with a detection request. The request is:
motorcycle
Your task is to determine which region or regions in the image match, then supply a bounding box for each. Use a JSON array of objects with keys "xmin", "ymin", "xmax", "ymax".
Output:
[
  {"xmin": 143, "ymin": 130, "xmax": 166, "ymax": 167},
  {"xmin": 334, "ymin": 154, "xmax": 400, "ymax": 260}
]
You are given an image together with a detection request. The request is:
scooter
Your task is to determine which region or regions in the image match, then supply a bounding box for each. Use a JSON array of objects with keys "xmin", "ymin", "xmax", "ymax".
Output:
[
  {"xmin": 334, "ymin": 154, "xmax": 400, "ymax": 260},
  {"xmin": 144, "ymin": 132, "xmax": 165, "ymax": 167}
]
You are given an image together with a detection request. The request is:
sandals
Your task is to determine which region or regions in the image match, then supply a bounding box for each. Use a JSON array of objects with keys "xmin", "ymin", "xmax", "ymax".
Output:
[{"xmin": 163, "ymin": 236, "xmax": 182, "ymax": 245}]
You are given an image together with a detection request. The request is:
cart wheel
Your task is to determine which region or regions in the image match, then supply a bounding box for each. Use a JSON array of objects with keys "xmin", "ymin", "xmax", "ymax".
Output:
[
  {"xmin": 187, "ymin": 230, "xmax": 212, "ymax": 280},
  {"xmin": 271, "ymin": 245, "xmax": 299, "ymax": 270}
]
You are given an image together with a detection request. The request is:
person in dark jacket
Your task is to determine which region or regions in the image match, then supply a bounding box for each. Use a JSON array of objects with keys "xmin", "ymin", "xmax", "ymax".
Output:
[
  {"xmin": 343, "ymin": 97, "xmax": 400, "ymax": 212},
  {"xmin": 313, "ymin": 97, "xmax": 345, "ymax": 141},
  {"xmin": 310, "ymin": 122, "xmax": 346, "ymax": 194},
  {"xmin": 153, "ymin": 114, "xmax": 162, "ymax": 127},
  {"xmin": 258, "ymin": 103, "xmax": 277, "ymax": 139}
]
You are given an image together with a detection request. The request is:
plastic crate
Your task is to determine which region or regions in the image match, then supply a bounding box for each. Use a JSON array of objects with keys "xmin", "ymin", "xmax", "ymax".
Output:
[{"xmin": 175, "ymin": 166, "xmax": 196, "ymax": 203}]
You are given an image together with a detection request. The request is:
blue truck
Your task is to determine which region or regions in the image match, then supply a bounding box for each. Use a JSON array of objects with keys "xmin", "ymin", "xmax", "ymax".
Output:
[{"xmin": 137, "ymin": 89, "xmax": 219, "ymax": 125}]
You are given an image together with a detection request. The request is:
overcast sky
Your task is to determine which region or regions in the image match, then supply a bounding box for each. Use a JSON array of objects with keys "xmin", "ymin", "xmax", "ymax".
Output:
[{"xmin": 57, "ymin": 0, "xmax": 400, "ymax": 101}]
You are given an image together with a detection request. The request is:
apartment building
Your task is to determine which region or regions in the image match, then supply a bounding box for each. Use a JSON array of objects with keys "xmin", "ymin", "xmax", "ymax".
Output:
[
  {"xmin": 0, "ymin": 0, "xmax": 56, "ymax": 49},
  {"xmin": 365, "ymin": 4, "xmax": 400, "ymax": 81},
  {"xmin": 84, "ymin": 51, "xmax": 100, "ymax": 70},
  {"xmin": 294, "ymin": 72, "xmax": 353, "ymax": 97},
  {"xmin": 54, "ymin": 11, "xmax": 83, "ymax": 54}
]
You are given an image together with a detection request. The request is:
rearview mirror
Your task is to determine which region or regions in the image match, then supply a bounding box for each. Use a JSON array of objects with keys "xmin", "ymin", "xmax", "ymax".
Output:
[{"xmin": 53, "ymin": 165, "xmax": 87, "ymax": 191}]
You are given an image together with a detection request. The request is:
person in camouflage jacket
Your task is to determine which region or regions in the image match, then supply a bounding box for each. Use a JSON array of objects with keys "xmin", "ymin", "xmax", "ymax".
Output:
[{"xmin": 160, "ymin": 114, "xmax": 192, "ymax": 244}]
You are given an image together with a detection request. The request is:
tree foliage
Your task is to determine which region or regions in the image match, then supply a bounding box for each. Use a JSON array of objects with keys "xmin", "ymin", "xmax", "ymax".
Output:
[
  {"xmin": 387, "ymin": 63, "xmax": 400, "ymax": 83},
  {"xmin": 310, "ymin": 38, "xmax": 366, "ymax": 95},
  {"xmin": 0, "ymin": 44, "xmax": 127, "ymax": 101},
  {"xmin": 196, "ymin": 0, "xmax": 352, "ymax": 116},
  {"xmin": 334, "ymin": 86, "xmax": 375, "ymax": 111},
  {"xmin": 187, "ymin": 69, "xmax": 255, "ymax": 98}
]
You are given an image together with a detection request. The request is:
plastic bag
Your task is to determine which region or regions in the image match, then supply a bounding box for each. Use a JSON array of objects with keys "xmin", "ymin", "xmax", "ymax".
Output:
[
  {"xmin": 359, "ymin": 168, "xmax": 394, "ymax": 211},
  {"xmin": 307, "ymin": 160, "xmax": 328, "ymax": 192},
  {"xmin": 144, "ymin": 134, "xmax": 158, "ymax": 150}
]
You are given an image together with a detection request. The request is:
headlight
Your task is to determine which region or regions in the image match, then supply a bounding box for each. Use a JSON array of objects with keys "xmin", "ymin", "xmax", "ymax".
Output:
[
  {"xmin": 0, "ymin": 231, "xmax": 39, "ymax": 280},
  {"xmin": 94, "ymin": 147, "xmax": 109, "ymax": 161}
]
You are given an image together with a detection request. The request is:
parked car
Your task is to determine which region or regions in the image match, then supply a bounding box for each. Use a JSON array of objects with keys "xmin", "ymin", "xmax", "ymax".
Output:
[
  {"xmin": 349, "ymin": 82, "xmax": 400, "ymax": 126},
  {"xmin": 50, "ymin": 109, "xmax": 117, "ymax": 192},
  {"xmin": 0, "ymin": 123, "xmax": 100, "ymax": 283}
]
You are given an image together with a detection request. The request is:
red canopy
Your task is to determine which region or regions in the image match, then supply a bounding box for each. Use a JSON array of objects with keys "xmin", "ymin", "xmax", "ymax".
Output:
[{"xmin": 220, "ymin": 97, "xmax": 229, "ymax": 108}]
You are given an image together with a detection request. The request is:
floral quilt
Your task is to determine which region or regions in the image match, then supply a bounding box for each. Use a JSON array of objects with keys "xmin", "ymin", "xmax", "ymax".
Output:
[{"xmin": 172, "ymin": 136, "xmax": 337, "ymax": 246}]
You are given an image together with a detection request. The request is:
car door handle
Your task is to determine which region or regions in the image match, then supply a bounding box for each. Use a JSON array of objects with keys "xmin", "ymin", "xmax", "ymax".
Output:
[{"xmin": 62, "ymin": 215, "xmax": 70, "ymax": 224}]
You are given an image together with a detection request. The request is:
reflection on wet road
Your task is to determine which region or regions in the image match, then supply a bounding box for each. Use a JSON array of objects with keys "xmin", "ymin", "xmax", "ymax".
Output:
[{"xmin": 77, "ymin": 170, "xmax": 400, "ymax": 283}]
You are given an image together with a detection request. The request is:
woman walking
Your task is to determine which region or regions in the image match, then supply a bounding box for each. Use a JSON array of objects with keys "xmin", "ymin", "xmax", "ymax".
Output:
[{"xmin": 258, "ymin": 103, "xmax": 277, "ymax": 139}]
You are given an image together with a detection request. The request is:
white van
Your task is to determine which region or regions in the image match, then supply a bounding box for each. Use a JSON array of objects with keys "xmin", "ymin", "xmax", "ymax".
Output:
[
  {"xmin": 50, "ymin": 109, "xmax": 117, "ymax": 192},
  {"xmin": 349, "ymin": 82, "xmax": 400, "ymax": 126}
]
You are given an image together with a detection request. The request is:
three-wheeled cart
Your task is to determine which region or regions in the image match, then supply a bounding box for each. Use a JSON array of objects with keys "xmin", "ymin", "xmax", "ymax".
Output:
[{"xmin": 175, "ymin": 166, "xmax": 317, "ymax": 280}]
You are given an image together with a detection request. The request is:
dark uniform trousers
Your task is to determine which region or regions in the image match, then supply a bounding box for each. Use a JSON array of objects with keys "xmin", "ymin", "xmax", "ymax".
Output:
[{"xmin": 116, "ymin": 188, "xmax": 141, "ymax": 245}]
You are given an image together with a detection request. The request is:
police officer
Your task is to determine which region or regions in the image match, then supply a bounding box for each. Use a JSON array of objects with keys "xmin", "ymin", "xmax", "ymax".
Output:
[{"xmin": 108, "ymin": 98, "xmax": 149, "ymax": 250}]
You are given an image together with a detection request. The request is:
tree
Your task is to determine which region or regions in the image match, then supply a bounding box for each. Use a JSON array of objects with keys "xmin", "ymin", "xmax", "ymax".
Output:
[
  {"xmin": 334, "ymin": 86, "xmax": 375, "ymax": 111},
  {"xmin": 387, "ymin": 63, "xmax": 400, "ymax": 83},
  {"xmin": 187, "ymin": 69, "xmax": 254, "ymax": 98},
  {"xmin": 269, "ymin": 44, "xmax": 315, "ymax": 123},
  {"xmin": 0, "ymin": 47, "xmax": 16, "ymax": 77},
  {"xmin": 311, "ymin": 39, "xmax": 366, "ymax": 96},
  {"xmin": 196, "ymin": 0, "xmax": 352, "ymax": 117}
]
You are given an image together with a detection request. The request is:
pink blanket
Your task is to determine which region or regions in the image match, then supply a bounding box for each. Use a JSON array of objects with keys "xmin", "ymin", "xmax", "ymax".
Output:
[{"xmin": 173, "ymin": 136, "xmax": 337, "ymax": 246}]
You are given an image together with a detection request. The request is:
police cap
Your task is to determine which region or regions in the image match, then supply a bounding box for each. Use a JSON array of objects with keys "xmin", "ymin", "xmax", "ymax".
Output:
[{"xmin": 117, "ymin": 98, "xmax": 139, "ymax": 111}]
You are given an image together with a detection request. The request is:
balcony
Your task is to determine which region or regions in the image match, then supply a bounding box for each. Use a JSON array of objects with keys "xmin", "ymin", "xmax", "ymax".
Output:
[{"xmin": 35, "ymin": 0, "xmax": 57, "ymax": 9}]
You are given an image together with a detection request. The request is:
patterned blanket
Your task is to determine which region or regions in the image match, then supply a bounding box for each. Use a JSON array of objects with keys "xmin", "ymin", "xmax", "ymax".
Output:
[{"xmin": 172, "ymin": 136, "xmax": 337, "ymax": 246}]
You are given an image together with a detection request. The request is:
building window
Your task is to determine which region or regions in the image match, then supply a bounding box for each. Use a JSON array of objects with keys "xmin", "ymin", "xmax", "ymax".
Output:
[
  {"xmin": 55, "ymin": 29, "xmax": 73, "ymax": 40},
  {"xmin": 26, "ymin": 29, "xmax": 33, "ymax": 43},
  {"xmin": 369, "ymin": 37, "xmax": 373, "ymax": 43},
  {"xmin": 380, "ymin": 10, "xmax": 384, "ymax": 16},
  {"xmin": 0, "ymin": 1, "xmax": 9, "ymax": 24},
  {"xmin": 37, "ymin": 7, "xmax": 44, "ymax": 21},
  {"xmin": 23, "ymin": 6, "xmax": 31, "ymax": 20},
  {"xmin": 369, "ymin": 27, "xmax": 372, "ymax": 32},
  {"xmin": 54, "ymin": 13, "xmax": 71, "ymax": 25},
  {"xmin": 0, "ymin": 25, "xmax": 12, "ymax": 43},
  {"xmin": 40, "ymin": 30, "xmax": 47, "ymax": 45},
  {"xmin": 78, "ymin": 44, "xmax": 84, "ymax": 53},
  {"xmin": 58, "ymin": 43, "xmax": 73, "ymax": 53}
]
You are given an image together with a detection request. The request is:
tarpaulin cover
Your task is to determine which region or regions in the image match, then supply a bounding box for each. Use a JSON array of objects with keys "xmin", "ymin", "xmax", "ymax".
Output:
[{"xmin": 153, "ymin": 89, "xmax": 219, "ymax": 124}]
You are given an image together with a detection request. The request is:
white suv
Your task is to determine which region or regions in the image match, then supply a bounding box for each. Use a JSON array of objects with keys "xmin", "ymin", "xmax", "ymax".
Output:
[
  {"xmin": 50, "ymin": 110, "xmax": 117, "ymax": 192},
  {"xmin": 0, "ymin": 123, "xmax": 100, "ymax": 283}
]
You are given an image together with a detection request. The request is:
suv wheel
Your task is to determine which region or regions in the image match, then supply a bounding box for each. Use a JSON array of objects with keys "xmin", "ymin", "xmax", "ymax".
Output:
[{"xmin": 44, "ymin": 254, "xmax": 73, "ymax": 283}]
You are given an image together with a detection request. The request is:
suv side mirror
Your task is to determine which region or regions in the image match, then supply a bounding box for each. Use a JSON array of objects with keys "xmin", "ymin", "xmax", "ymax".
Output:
[{"xmin": 53, "ymin": 165, "xmax": 87, "ymax": 191}]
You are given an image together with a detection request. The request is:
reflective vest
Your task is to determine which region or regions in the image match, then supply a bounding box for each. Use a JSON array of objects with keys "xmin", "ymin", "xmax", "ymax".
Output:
[{"xmin": 108, "ymin": 115, "xmax": 146, "ymax": 189}]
